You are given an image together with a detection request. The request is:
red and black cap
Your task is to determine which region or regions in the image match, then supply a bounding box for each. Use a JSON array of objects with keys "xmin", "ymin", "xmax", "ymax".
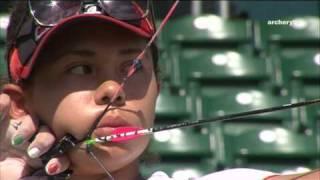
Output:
[{"xmin": 8, "ymin": 1, "xmax": 155, "ymax": 82}]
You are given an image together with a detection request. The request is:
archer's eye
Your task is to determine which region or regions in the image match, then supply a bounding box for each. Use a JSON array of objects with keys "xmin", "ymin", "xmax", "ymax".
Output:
[{"xmin": 68, "ymin": 65, "xmax": 93, "ymax": 75}]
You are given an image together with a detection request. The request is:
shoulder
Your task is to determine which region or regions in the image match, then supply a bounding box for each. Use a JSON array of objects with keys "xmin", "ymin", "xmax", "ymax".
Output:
[
  {"xmin": 198, "ymin": 168, "xmax": 276, "ymax": 180},
  {"xmin": 147, "ymin": 171, "xmax": 172, "ymax": 180},
  {"xmin": 147, "ymin": 169, "xmax": 276, "ymax": 180}
]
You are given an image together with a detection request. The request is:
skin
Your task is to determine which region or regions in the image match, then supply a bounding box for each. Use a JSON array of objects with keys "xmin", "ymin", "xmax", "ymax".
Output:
[
  {"xmin": 268, "ymin": 170, "xmax": 320, "ymax": 180},
  {"xmin": 3, "ymin": 21, "xmax": 159, "ymax": 180},
  {"xmin": 0, "ymin": 93, "xmax": 66, "ymax": 179}
]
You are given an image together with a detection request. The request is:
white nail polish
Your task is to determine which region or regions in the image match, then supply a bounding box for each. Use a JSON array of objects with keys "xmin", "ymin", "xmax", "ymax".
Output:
[{"xmin": 28, "ymin": 147, "xmax": 41, "ymax": 158}]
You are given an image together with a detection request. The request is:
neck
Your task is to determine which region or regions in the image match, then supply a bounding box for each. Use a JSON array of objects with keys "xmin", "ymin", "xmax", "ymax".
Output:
[
  {"xmin": 70, "ymin": 159, "xmax": 141, "ymax": 180},
  {"xmin": 112, "ymin": 159, "xmax": 141, "ymax": 180}
]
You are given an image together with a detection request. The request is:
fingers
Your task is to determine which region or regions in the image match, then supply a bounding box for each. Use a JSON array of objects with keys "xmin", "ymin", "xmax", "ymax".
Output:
[
  {"xmin": 45, "ymin": 156, "xmax": 70, "ymax": 175},
  {"xmin": 9, "ymin": 123, "xmax": 71, "ymax": 175},
  {"xmin": 11, "ymin": 115, "xmax": 38, "ymax": 147},
  {"xmin": 27, "ymin": 126, "xmax": 71, "ymax": 175},
  {"xmin": 1, "ymin": 93, "xmax": 71, "ymax": 177},
  {"xmin": 27, "ymin": 126, "xmax": 55, "ymax": 159},
  {"xmin": 0, "ymin": 157, "xmax": 32, "ymax": 180}
]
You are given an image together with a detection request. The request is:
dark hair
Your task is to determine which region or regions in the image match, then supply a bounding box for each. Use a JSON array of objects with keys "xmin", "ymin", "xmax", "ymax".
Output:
[
  {"xmin": 5, "ymin": 1, "xmax": 29, "ymax": 65},
  {"xmin": 5, "ymin": 1, "xmax": 159, "ymax": 82}
]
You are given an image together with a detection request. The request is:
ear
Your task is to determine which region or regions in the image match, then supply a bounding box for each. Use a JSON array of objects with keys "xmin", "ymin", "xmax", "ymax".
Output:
[{"xmin": 2, "ymin": 84, "xmax": 28, "ymax": 119}]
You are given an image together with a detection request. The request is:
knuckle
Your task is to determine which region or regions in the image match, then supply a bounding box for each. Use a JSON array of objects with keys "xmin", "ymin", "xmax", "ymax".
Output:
[
  {"xmin": 33, "ymin": 133, "xmax": 55, "ymax": 149},
  {"xmin": 21, "ymin": 126, "xmax": 37, "ymax": 138},
  {"xmin": 39, "ymin": 127, "xmax": 55, "ymax": 142}
]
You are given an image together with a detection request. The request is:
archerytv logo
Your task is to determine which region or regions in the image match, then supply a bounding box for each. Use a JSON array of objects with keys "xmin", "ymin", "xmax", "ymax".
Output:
[{"xmin": 267, "ymin": 19, "xmax": 307, "ymax": 29}]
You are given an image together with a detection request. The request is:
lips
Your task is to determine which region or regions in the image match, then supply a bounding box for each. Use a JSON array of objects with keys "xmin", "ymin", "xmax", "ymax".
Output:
[
  {"xmin": 93, "ymin": 127, "xmax": 115, "ymax": 138},
  {"xmin": 93, "ymin": 116, "xmax": 133, "ymax": 137}
]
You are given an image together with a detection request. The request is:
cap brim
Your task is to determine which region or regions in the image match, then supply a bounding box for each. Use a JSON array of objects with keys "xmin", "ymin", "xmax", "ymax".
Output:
[{"xmin": 23, "ymin": 14, "xmax": 152, "ymax": 79}]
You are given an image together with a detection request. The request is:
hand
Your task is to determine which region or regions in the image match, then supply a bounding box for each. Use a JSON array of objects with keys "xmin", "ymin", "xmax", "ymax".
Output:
[{"xmin": 0, "ymin": 93, "xmax": 70, "ymax": 179}]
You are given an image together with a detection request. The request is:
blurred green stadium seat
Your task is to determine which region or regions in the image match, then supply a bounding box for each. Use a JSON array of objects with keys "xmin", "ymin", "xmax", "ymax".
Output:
[
  {"xmin": 200, "ymin": 89, "xmax": 311, "ymax": 167},
  {"xmin": 255, "ymin": 16, "xmax": 320, "ymax": 51},
  {"xmin": 140, "ymin": 159, "xmax": 216, "ymax": 179},
  {"xmin": 163, "ymin": 14, "xmax": 252, "ymax": 45},
  {"xmin": 149, "ymin": 81, "xmax": 217, "ymax": 177},
  {"xmin": 160, "ymin": 15, "xmax": 255, "ymax": 87},
  {"xmin": 148, "ymin": 128, "xmax": 212, "ymax": 157},
  {"xmin": 315, "ymin": 110, "xmax": 320, "ymax": 165},
  {"xmin": 178, "ymin": 49, "xmax": 270, "ymax": 87},
  {"xmin": 279, "ymin": 48, "xmax": 320, "ymax": 81},
  {"xmin": 275, "ymin": 48, "xmax": 320, "ymax": 96},
  {"xmin": 145, "ymin": 126, "xmax": 215, "ymax": 178},
  {"xmin": 300, "ymin": 84, "xmax": 320, "ymax": 100},
  {"xmin": 231, "ymin": 127, "xmax": 318, "ymax": 157},
  {"xmin": 220, "ymin": 127, "xmax": 319, "ymax": 171},
  {"xmin": 298, "ymin": 102, "xmax": 320, "ymax": 141},
  {"xmin": 0, "ymin": 47, "xmax": 7, "ymax": 79},
  {"xmin": 0, "ymin": 14, "xmax": 8, "ymax": 43},
  {"xmin": 201, "ymin": 89, "xmax": 296, "ymax": 128},
  {"xmin": 158, "ymin": 52, "xmax": 172, "ymax": 81},
  {"xmin": 156, "ymin": 20, "xmax": 173, "ymax": 82},
  {"xmin": 155, "ymin": 83, "xmax": 190, "ymax": 122},
  {"xmin": 0, "ymin": 14, "xmax": 8, "ymax": 80}
]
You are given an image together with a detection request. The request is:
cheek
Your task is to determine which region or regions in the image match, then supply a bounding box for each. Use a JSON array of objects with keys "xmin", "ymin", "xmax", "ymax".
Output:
[
  {"xmin": 29, "ymin": 86, "xmax": 94, "ymax": 139},
  {"xmin": 138, "ymin": 75, "xmax": 158, "ymax": 127},
  {"xmin": 27, "ymin": 86, "xmax": 62, "ymax": 127},
  {"xmin": 52, "ymin": 91, "xmax": 95, "ymax": 138}
]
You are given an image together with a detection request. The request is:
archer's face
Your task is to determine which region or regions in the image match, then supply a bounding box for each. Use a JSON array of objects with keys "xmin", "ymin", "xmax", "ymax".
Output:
[{"xmin": 25, "ymin": 21, "xmax": 158, "ymax": 177}]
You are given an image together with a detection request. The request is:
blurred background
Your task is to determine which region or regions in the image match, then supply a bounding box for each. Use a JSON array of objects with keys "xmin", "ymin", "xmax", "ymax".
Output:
[{"xmin": 0, "ymin": 1, "xmax": 319, "ymax": 179}]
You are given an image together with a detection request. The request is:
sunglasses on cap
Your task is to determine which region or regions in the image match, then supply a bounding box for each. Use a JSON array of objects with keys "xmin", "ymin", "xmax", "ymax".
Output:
[
  {"xmin": 9, "ymin": 0, "xmax": 155, "ymax": 82},
  {"xmin": 29, "ymin": 0, "xmax": 152, "ymax": 27}
]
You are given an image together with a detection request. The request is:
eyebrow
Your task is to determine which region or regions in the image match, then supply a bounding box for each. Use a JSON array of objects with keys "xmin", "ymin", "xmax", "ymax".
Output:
[
  {"xmin": 70, "ymin": 49, "xmax": 95, "ymax": 56},
  {"xmin": 56, "ymin": 49, "xmax": 95, "ymax": 60},
  {"xmin": 119, "ymin": 48, "xmax": 143, "ymax": 55}
]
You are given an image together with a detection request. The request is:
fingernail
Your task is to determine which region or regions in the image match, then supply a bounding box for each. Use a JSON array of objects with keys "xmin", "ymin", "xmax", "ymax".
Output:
[
  {"xmin": 28, "ymin": 147, "xmax": 41, "ymax": 159},
  {"xmin": 11, "ymin": 134, "xmax": 25, "ymax": 146},
  {"xmin": 46, "ymin": 162, "xmax": 59, "ymax": 175}
]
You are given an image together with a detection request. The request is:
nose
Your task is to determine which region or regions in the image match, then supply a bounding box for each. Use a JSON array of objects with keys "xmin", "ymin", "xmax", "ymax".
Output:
[{"xmin": 94, "ymin": 81, "xmax": 126, "ymax": 106}]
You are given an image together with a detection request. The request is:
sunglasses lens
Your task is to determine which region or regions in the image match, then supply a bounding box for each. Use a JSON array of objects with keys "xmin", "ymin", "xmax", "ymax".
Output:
[
  {"xmin": 30, "ymin": 0, "xmax": 81, "ymax": 26},
  {"xmin": 100, "ymin": 0, "xmax": 148, "ymax": 20}
]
